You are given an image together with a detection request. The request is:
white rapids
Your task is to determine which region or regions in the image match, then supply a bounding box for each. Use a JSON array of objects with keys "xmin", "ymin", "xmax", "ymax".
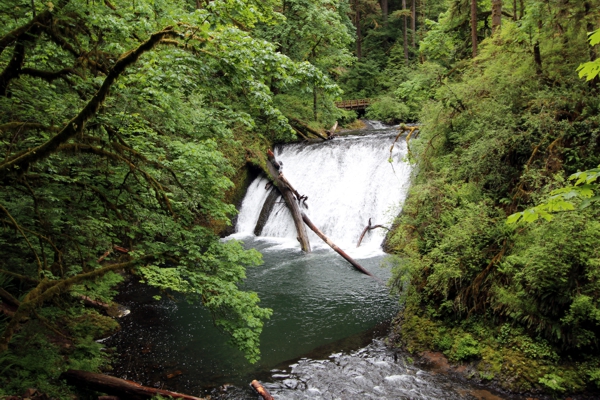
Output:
[{"xmin": 233, "ymin": 128, "xmax": 412, "ymax": 258}]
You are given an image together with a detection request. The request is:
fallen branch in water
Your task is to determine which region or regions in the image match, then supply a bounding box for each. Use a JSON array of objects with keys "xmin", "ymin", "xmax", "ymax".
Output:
[
  {"xmin": 357, "ymin": 218, "xmax": 390, "ymax": 248},
  {"xmin": 266, "ymin": 150, "xmax": 311, "ymax": 252},
  {"xmin": 301, "ymin": 212, "xmax": 382, "ymax": 282},
  {"xmin": 250, "ymin": 380, "xmax": 274, "ymax": 400}
]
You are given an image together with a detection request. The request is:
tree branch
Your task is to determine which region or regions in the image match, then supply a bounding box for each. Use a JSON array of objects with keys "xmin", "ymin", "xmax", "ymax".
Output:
[
  {"xmin": 0, "ymin": 27, "xmax": 179, "ymax": 173},
  {"xmin": 20, "ymin": 67, "xmax": 77, "ymax": 82},
  {"xmin": 0, "ymin": 255, "xmax": 156, "ymax": 353}
]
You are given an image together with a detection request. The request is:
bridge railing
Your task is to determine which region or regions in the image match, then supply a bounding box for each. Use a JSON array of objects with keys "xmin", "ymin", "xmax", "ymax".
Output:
[{"xmin": 334, "ymin": 98, "xmax": 372, "ymax": 110}]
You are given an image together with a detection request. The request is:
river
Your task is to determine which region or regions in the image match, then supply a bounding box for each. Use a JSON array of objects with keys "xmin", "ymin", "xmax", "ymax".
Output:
[{"xmin": 106, "ymin": 122, "xmax": 518, "ymax": 399}]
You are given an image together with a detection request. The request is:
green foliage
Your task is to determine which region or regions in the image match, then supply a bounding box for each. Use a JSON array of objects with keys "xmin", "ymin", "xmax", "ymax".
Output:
[
  {"xmin": 0, "ymin": 318, "xmax": 112, "ymax": 398},
  {"xmin": 507, "ymin": 166, "xmax": 600, "ymax": 224},
  {"xmin": 386, "ymin": 0, "xmax": 600, "ymax": 394},
  {"xmin": 450, "ymin": 333, "xmax": 480, "ymax": 362},
  {"xmin": 70, "ymin": 272, "xmax": 124, "ymax": 303},
  {"xmin": 539, "ymin": 373, "xmax": 566, "ymax": 392},
  {"xmin": 577, "ymin": 30, "xmax": 600, "ymax": 81},
  {"xmin": 365, "ymin": 95, "xmax": 409, "ymax": 123},
  {"xmin": 0, "ymin": 1, "xmax": 351, "ymax": 391}
]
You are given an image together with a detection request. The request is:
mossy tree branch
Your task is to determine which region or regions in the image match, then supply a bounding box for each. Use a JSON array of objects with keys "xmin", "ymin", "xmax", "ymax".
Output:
[
  {"xmin": 0, "ymin": 27, "xmax": 180, "ymax": 174},
  {"xmin": 0, "ymin": 254, "xmax": 157, "ymax": 353}
]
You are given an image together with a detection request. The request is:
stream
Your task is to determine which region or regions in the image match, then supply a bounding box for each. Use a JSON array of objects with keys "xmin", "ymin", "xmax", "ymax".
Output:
[{"xmin": 106, "ymin": 122, "xmax": 519, "ymax": 399}]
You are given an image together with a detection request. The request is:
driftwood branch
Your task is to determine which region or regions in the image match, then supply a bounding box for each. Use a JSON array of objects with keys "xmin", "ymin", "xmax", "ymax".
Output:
[
  {"xmin": 327, "ymin": 121, "xmax": 338, "ymax": 139},
  {"xmin": 301, "ymin": 212, "xmax": 379, "ymax": 280},
  {"xmin": 60, "ymin": 370, "xmax": 205, "ymax": 400},
  {"xmin": 250, "ymin": 380, "xmax": 274, "ymax": 400},
  {"xmin": 390, "ymin": 124, "xmax": 420, "ymax": 161},
  {"xmin": 356, "ymin": 218, "xmax": 390, "ymax": 247},
  {"xmin": 286, "ymin": 116, "xmax": 329, "ymax": 141}
]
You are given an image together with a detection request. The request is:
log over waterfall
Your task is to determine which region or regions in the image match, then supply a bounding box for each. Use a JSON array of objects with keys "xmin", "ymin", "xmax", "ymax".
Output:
[
  {"xmin": 264, "ymin": 150, "xmax": 378, "ymax": 280},
  {"xmin": 266, "ymin": 150, "xmax": 311, "ymax": 252}
]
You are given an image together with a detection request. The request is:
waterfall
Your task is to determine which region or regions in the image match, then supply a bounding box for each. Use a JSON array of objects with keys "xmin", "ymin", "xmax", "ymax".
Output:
[{"xmin": 234, "ymin": 128, "xmax": 412, "ymax": 256}]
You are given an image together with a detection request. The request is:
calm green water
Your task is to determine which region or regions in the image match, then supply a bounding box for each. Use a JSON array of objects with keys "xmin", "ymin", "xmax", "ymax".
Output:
[{"xmin": 107, "ymin": 237, "xmax": 398, "ymax": 395}]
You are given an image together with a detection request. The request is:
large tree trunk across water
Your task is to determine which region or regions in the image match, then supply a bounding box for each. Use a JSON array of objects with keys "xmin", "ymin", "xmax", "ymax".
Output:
[
  {"xmin": 301, "ymin": 212, "xmax": 377, "ymax": 279},
  {"xmin": 266, "ymin": 150, "xmax": 311, "ymax": 252}
]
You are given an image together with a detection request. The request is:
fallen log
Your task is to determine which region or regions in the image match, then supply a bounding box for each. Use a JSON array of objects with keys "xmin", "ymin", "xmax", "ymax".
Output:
[
  {"xmin": 301, "ymin": 211, "xmax": 380, "ymax": 281},
  {"xmin": 266, "ymin": 150, "xmax": 311, "ymax": 252},
  {"xmin": 287, "ymin": 116, "xmax": 329, "ymax": 141},
  {"xmin": 327, "ymin": 121, "xmax": 338, "ymax": 139},
  {"xmin": 60, "ymin": 370, "xmax": 205, "ymax": 400},
  {"xmin": 254, "ymin": 187, "xmax": 279, "ymax": 236},
  {"xmin": 356, "ymin": 218, "xmax": 390, "ymax": 248},
  {"xmin": 250, "ymin": 380, "xmax": 274, "ymax": 400}
]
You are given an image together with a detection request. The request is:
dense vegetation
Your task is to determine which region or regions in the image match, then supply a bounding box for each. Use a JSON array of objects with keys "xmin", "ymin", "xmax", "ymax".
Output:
[
  {"xmin": 2, "ymin": 0, "xmax": 600, "ymax": 397},
  {"xmin": 379, "ymin": 0, "xmax": 600, "ymax": 395},
  {"xmin": 0, "ymin": 0, "xmax": 350, "ymax": 396}
]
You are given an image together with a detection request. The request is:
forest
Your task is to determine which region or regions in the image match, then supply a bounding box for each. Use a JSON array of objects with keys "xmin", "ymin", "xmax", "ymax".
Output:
[{"xmin": 0, "ymin": 0, "xmax": 599, "ymax": 398}]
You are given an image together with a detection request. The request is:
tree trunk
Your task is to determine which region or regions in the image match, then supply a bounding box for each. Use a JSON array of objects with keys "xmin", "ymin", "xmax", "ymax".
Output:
[
  {"xmin": 313, "ymin": 83, "xmax": 318, "ymax": 121},
  {"xmin": 355, "ymin": 0, "xmax": 362, "ymax": 59},
  {"xmin": 512, "ymin": 0, "xmax": 517, "ymax": 20},
  {"xmin": 519, "ymin": 0, "xmax": 524, "ymax": 19},
  {"xmin": 533, "ymin": 40, "xmax": 542, "ymax": 74},
  {"xmin": 60, "ymin": 370, "xmax": 204, "ymax": 400},
  {"xmin": 411, "ymin": 0, "xmax": 416, "ymax": 47},
  {"xmin": 327, "ymin": 121, "xmax": 338, "ymax": 138},
  {"xmin": 301, "ymin": 212, "xmax": 378, "ymax": 280},
  {"xmin": 584, "ymin": 2, "xmax": 599, "ymax": 88},
  {"xmin": 491, "ymin": 0, "xmax": 502, "ymax": 35},
  {"xmin": 381, "ymin": 0, "xmax": 388, "ymax": 21},
  {"xmin": 286, "ymin": 116, "xmax": 328, "ymax": 140},
  {"xmin": 471, "ymin": 0, "xmax": 478, "ymax": 57},
  {"xmin": 254, "ymin": 187, "xmax": 279, "ymax": 236},
  {"xmin": 533, "ymin": 20, "xmax": 542, "ymax": 74},
  {"xmin": 266, "ymin": 151, "xmax": 311, "ymax": 252},
  {"xmin": 403, "ymin": 0, "xmax": 409, "ymax": 63}
]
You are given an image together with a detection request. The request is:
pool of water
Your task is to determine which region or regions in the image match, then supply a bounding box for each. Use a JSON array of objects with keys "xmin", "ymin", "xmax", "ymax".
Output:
[{"xmin": 106, "ymin": 236, "xmax": 398, "ymax": 396}]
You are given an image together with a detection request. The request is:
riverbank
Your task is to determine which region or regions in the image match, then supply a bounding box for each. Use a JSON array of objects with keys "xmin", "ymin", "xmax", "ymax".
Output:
[{"xmin": 388, "ymin": 306, "xmax": 600, "ymax": 399}]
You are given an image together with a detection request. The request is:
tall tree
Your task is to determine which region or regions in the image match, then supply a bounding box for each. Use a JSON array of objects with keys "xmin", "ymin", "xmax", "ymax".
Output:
[
  {"xmin": 256, "ymin": 0, "xmax": 353, "ymax": 120},
  {"xmin": 356, "ymin": 0, "xmax": 363, "ymax": 59},
  {"xmin": 403, "ymin": 0, "xmax": 409, "ymax": 62},
  {"xmin": 471, "ymin": 0, "xmax": 478, "ymax": 57},
  {"xmin": 412, "ymin": 0, "xmax": 417, "ymax": 47},
  {"xmin": 491, "ymin": 0, "xmax": 502, "ymax": 35}
]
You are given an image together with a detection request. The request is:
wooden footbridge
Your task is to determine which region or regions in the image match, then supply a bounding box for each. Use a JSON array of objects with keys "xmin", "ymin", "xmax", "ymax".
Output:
[{"xmin": 335, "ymin": 98, "xmax": 372, "ymax": 110}]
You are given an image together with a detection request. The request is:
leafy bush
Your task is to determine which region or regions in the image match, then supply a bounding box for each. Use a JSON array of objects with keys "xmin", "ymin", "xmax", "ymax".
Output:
[{"xmin": 365, "ymin": 96, "xmax": 410, "ymax": 124}]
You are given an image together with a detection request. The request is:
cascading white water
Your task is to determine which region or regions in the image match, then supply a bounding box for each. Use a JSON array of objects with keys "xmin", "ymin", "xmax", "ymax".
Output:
[{"xmin": 234, "ymin": 127, "xmax": 412, "ymax": 256}]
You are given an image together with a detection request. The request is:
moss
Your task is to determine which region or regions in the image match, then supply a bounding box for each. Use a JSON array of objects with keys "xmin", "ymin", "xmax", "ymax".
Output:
[
  {"xmin": 66, "ymin": 309, "xmax": 120, "ymax": 340},
  {"xmin": 392, "ymin": 305, "xmax": 600, "ymax": 395}
]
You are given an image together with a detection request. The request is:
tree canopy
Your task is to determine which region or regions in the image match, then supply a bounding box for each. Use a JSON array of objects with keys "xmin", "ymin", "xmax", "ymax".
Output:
[{"xmin": 0, "ymin": 1, "xmax": 347, "ymax": 393}]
